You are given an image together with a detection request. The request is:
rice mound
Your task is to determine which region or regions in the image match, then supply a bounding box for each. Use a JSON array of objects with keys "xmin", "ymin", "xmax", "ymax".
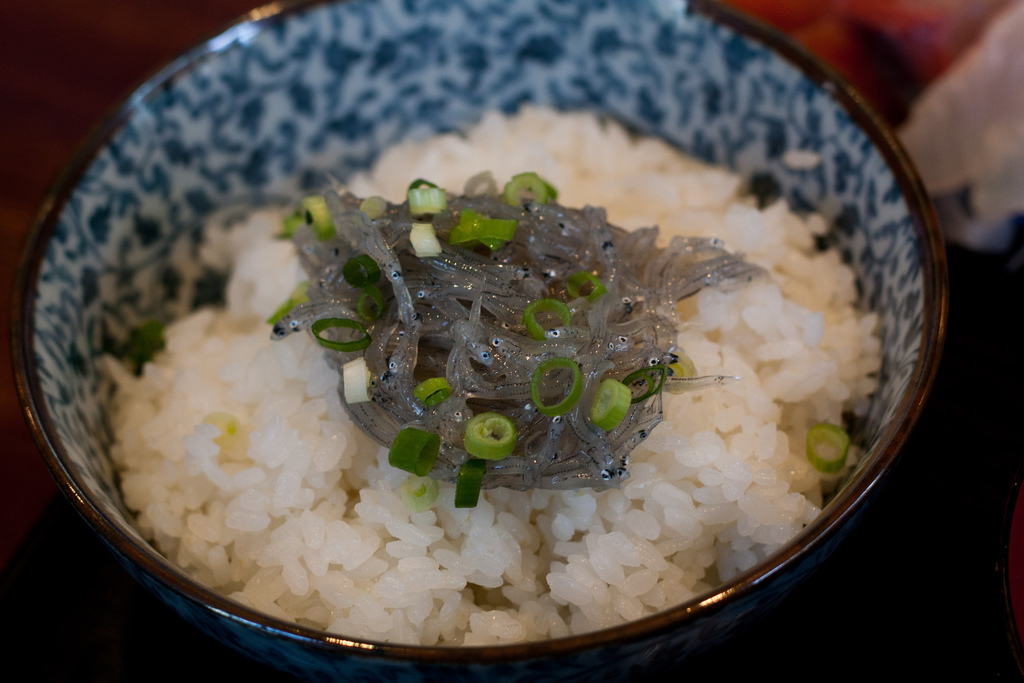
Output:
[{"xmin": 105, "ymin": 107, "xmax": 880, "ymax": 645}]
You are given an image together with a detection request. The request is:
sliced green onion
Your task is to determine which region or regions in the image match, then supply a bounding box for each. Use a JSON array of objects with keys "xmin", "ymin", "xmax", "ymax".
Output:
[
  {"xmin": 360, "ymin": 196, "xmax": 387, "ymax": 219},
  {"xmin": 448, "ymin": 208, "xmax": 518, "ymax": 251},
  {"xmin": 806, "ymin": 423, "xmax": 850, "ymax": 474},
  {"xmin": 530, "ymin": 357, "xmax": 583, "ymax": 417},
  {"xmin": 622, "ymin": 364, "xmax": 668, "ymax": 403},
  {"xmin": 342, "ymin": 357, "xmax": 372, "ymax": 404},
  {"xmin": 356, "ymin": 284, "xmax": 385, "ymax": 321},
  {"xmin": 414, "ymin": 377, "xmax": 451, "ymax": 408},
  {"xmin": 410, "ymin": 222, "xmax": 442, "ymax": 257},
  {"xmin": 503, "ymin": 172, "xmax": 558, "ymax": 206},
  {"xmin": 668, "ymin": 354, "xmax": 697, "ymax": 379},
  {"xmin": 266, "ymin": 280, "xmax": 310, "ymax": 325},
  {"xmin": 464, "ymin": 412, "xmax": 518, "ymax": 460},
  {"xmin": 203, "ymin": 412, "xmax": 241, "ymax": 450},
  {"xmin": 343, "ymin": 254, "xmax": 381, "ymax": 287},
  {"xmin": 591, "ymin": 378, "xmax": 631, "ymax": 430},
  {"xmin": 407, "ymin": 179, "xmax": 447, "ymax": 215},
  {"xmin": 400, "ymin": 475, "xmax": 440, "ymax": 513},
  {"xmin": 522, "ymin": 298, "xmax": 572, "ymax": 341},
  {"xmin": 565, "ymin": 271, "xmax": 608, "ymax": 302},
  {"xmin": 455, "ymin": 458, "xmax": 486, "ymax": 508},
  {"xmin": 125, "ymin": 319, "xmax": 165, "ymax": 374},
  {"xmin": 389, "ymin": 427, "xmax": 441, "ymax": 476},
  {"xmin": 310, "ymin": 317, "xmax": 372, "ymax": 352},
  {"xmin": 301, "ymin": 195, "xmax": 335, "ymax": 240},
  {"xmin": 281, "ymin": 210, "xmax": 304, "ymax": 238}
]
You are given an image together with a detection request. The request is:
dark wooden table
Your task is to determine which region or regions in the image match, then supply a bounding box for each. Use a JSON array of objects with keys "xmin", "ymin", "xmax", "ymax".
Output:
[{"xmin": 3, "ymin": 1, "xmax": 1024, "ymax": 680}]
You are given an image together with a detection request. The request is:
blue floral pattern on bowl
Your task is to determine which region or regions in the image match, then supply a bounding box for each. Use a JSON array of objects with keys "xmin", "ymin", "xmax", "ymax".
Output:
[{"xmin": 16, "ymin": 0, "xmax": 944, "ymax": 680}]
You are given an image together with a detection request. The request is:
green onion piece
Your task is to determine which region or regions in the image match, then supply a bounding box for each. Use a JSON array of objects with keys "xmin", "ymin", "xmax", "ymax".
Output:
[
  {"xmin": 400, "ymin": 475, "xmax": 440, "ymax": 513},
  {"xmin": 202, "ymin": 411, "xmax": 239, "ymax": 446},
  {"xmin": 522, "ymin": 298, "xmax": 572, "ymax": 341},
  {"xmin": 622, "ymin": 364, "xmax": 668, "ymax": 403},
  {"xmin": 343, "ymin": 254, "xmax": 381, "ymax": 287},
  {"xmin": 565, "ymin": 271, "xmax": 608, "ymax": 302},
  {"xmin": 407, "ymin": 181, "xmax": 447, "ymax": 216},
  {"xmin": 806, "ymin": 423, "xmax": 850, "ymax": 474},
  {"xmin": 125, "ymin": 319, "xmax": 166, "ymax": 374},
  {"xmin": 266, "ymin": 280, "xmax": 310, "ymax": 325},
  {"xmin": 310, "ymin": 317, "xmax": 372, "ymax": 352},
  {"xmin": 464, "ymin": 412, "xmax": 518, "ymax": 460},
  {"xmin": 455, "ymin": 459, "xmax": 487, "ymax": 508},
  {"xmin": 410, "ymin": 222, "xmax": 442, "ymax": 257},
  {"xmin": 591, "ymin": 378, "xmax": 631, "ymax": 430},
  {"xmin": 414, "ymin": 377, "xmax": 452, "ymax": 407},
  {"xmin": 389, "ymin": 427, "xmax": 441, "ymax": 476},
  {"xmin": 668, "ymin": 353, "xmax": 697, "ymax": 379},
  {"xmin": 360, "ymin": 196, "xmax": 387, "ymax": 219},
  {"xmin": 281, "ymin": 210, "xmax": 304, "ymax": 239},
  {"xmin": 530, "ymin": 357, "xmax": 583, "ymax": 417},
  {"xmin": 356, "ymin": 284, "xmax": 385, "ymax": 321},
  {"xmin": 301, "ymin": 195, "xmax": 335, "ymax": 240},
  {"xmin": 448, "ymin": 208, "xmax": 518, "ymax": 251},
  {"xmin": 503, "ymin": 172, "xmax": 558, "ymax": 206}
]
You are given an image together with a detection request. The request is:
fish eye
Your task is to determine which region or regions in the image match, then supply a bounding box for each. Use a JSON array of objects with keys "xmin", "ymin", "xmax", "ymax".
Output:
[
  {"xmin": 480, "ymin": 352, "xmax": 490, "ymax": 360},
  {"xmin": 600, "ymin": 469, "xmax": 613, "ymax": 481},
  {"xmin": 389, "ymin": 361, "xmax": 397, "ymax": 370},
  {"xmin": 491, "ymin": 338, "xmax": 501, "ymax": 347},
  {"xmin": 289, "ymin": 320, "xmax": 299, "ymax": 328},
  {"xmin": 417, "ymin": 290, "xmax": 426, "ymax": 298},
  {"xmin": 552, "ymin": 415, "xmax": 562, "ymax": 423},
  {"xmin": 618, "ymin": 336, "xmax": 628, "ymax": 343},
  {"xmin": 621, "ymin": 297, "xmax": 632, "ymax": 305},
  {"xmin": 649, "ymin": 358, "xmax": 659, "ymax": 365},
  {"xmin": 548, "ymin": 329, "xmax": 560, "ymax": 338},
  {"xmin": 391, "ymin": 270, "xmax": 401, "ymax": 280}
]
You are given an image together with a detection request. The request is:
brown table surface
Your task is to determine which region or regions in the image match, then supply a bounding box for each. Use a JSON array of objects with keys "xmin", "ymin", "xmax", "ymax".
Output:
[{"xmin": 3, "ymin": 1, "xmax": 1024, "ymax": 680}]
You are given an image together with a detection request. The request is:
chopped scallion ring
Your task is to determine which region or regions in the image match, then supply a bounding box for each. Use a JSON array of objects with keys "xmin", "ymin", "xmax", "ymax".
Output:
[
  {"xmin": 464, "ymin": 412, "xmax": 518, "ymax": 460},
  {"xmin": 522, "ymin": 298, "xmax": 572, "ymax": 341},
  {"xmin": 448, "ymin": 208, "xmax": 518, "ymax": 251},
  {"xmin": 310, "ymin": 317, "xmax": 372, "ymax": 352},
  {"xmin": 266, "ymin": 280, "xmax": 310, "ymax": 325},
  {"xmin": 503, "ymin": 172, "xmax": 558, "ymax": 206},
  {"xmin": 356, "ymin": 284, "xmax": 385, "ymax": 321},
  {"xmin": 410, "ymin": 222, "xmax": 442, "ymax": 257},
  {"xmin": 281, "ymin": 210, "xmax": 303, "ymax": 238},
  {"xmin": 342, "ymin": 357, "xmax": 372, "ymax": 404},
  {"xmin": 565, "ymin": 271, "xmax": 607, "ymax": 302},
  {"xmin": 622, "ymin": 364, "xmax": 668, "ymax": 403},
  {"xmin": 591, "ymin": 378, "xmax": 631, "ymax": 430},
  {"xmin": 125, "ymin": 319, "xmax": 166, "ymax": 374},
  {"xmin": 407, "ymin": 179, "xmax": 447, "ymax": 215},
  {"xmin": 455, "ymin": 458, "xmax": 487, "ymax": 508},
  {"xmin": 530, "ymin": 357, "xmax": 583, "ymax": 417},
  {"xmin": 389, "ymin": 427, "xmax": 441, "ymax": 476},
  {"xmin": 806, "ymin": 423, "xmax": 850, "ymax": 474},
  {"xmin": 414, "ymin": 377, "xmax": 452, "ymax": 407},
  {"xmin": 360, "ymin": 196, "xmax": 388, "ymax": 219},
  {"xmin": 668, "ymin": 354, "xmax": 697, "ymax": 379},
  {"xmin": 343, "ymin": 254, "xmax": 381, "ymax": 287},
  {"xmin": 301, "ymin": 195, "xmax": 336, "ymax": 240},
  {"xmin": 400, "ymin": 475, "xmax": 440, "ymax": 513}
]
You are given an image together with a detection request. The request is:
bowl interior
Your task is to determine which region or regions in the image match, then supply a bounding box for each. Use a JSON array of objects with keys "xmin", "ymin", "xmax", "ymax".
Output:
[{"xmin": 18, "ymin": 0, "xmax": 940, "ymax": 665}]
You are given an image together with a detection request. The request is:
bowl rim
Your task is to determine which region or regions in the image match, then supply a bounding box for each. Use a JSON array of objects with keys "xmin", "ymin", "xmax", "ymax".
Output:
[{"xmin": 10, "ymin": 0, "xmax": 948, "ymax": 665}]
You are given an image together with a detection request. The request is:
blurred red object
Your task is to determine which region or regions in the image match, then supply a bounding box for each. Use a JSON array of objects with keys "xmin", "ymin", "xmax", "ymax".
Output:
[{"xmin": 718, "ymin": 0, "xmax": 1012, "ymax": 122}]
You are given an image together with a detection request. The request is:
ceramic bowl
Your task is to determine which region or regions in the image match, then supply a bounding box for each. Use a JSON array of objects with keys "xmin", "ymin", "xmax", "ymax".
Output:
[{"xmin": 12, "ymin": 0, "xmax": 946, "ymax": 679}]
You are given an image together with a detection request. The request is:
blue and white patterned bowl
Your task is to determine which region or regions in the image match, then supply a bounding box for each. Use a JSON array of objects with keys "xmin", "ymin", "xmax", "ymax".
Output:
[{"xmin": 12, "ymin": 0, "xmax": 946, "ymax": 679}]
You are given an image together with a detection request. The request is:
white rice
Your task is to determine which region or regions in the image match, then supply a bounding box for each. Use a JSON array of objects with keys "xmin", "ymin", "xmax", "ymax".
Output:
[{"xmin": 105, "ymin": 106, "xmax": 880, "ymax": 645}]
